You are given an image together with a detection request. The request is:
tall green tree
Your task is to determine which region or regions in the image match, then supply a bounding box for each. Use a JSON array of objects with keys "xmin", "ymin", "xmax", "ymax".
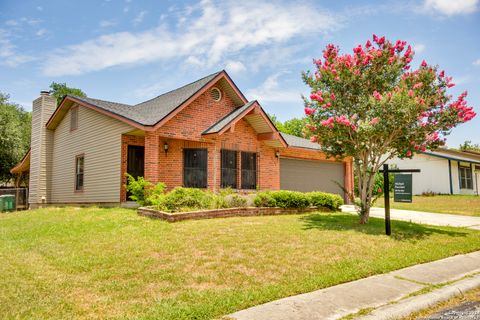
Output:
[
  {"xmin": 49, "ymin": 82, "xmax": 86, "ymax": 105},
  {"xmin": 459, "ymin": 140, "xmax": 480, "ymax": 152},
  {"xmin": 268, "ymin": 114, "xmax": 310, "ymax": 138},
  {"xmin": 303, "ymin": 35, "xmax": 476, "ymax": 224},
  {"xmin": 0, "ymin": 93, "xmax": 31, "ymax": 184}
]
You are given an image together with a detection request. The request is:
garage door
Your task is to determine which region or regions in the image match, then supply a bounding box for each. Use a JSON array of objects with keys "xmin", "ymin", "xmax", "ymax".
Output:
[{"xmin": 280, "ymin": 158, "xmax": 345, "ymax": 195}]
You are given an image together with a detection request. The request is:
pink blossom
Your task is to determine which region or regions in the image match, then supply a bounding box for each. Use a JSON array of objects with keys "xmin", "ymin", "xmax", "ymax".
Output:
[
  {"xmin": 377, "ymin": 36, "xmax": 385, "ymax": 45},
  {"xmin": 413, "ymin": 82, "xmax": 423, "ymax": 89},
  {"xmin": 373, "ymin": 91, "xmax": 382, "ymax": 101},
  {"xmin": 406, "ymin": 150, "xmax": 412, "ymax": 157},
  {"xmin": 310, "ymin": 136, "xmax": 318, "ymax": 142},
  {"xmin": 420, "ymin": 59, "xmax": 427, "ymax": 67},
  {"xmin": 408, "ymin": 90, "xmax": 414, "ymax": 97},
  {"xmin": 365, "ymin": 40, "xmax": 372, "ymax": 48},
  {"xmin": 447, "ymin": 83, "xmax": 455, "ymax": 88},
  {"xmin": 304, "ymin": 107, "xmax": 315, "ymax": 116},
  {"xmin": 373, "ymin": 34, "xmax": 379, "ymax": 43},
  {"xmin": 330, "ymin": 93, "xmax": 336, "ymax": 100},
  {"xmin": 313, "ymin": 58, "xmax": 322, "ymax": 66},
  {"xmin": 388, "ymin": 56, "xmax": 395, "ymax": 64},
  {"xmin": 439, "ymin": 70, "xmax": 445, "ymax": 78},
  {"xmin": 320, "ymin": 117, "xmax": 335, "ymax": 128},
  {"xmin": 369, "ymin": 117, "xmax": 380, "ymax": 125},
  {"xmin": 404, "ymin": 45, "xmax": 412, "ymax": 58}
]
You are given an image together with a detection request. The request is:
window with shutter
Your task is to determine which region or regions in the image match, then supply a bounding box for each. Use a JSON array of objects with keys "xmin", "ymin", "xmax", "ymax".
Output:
[
  {"xmin": 183, "ymin": 149, "xmax": 208, "ymax": 188},
  {"xmin": 241, "ymin": 152, "xmax": 257, "ymax": 189},
  {"xmin": 221, "ymin": 149, "xmax": 237, "ymax": 188}
]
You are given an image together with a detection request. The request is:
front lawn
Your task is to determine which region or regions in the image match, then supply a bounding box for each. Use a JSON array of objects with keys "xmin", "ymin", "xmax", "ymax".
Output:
[
  {"xmin": 375, "ymin": 195, "xmax": 480, "ymax": 216},
  {"xmin": 1, "ymin": 207, "xmax": 480, "ymax": 319}
]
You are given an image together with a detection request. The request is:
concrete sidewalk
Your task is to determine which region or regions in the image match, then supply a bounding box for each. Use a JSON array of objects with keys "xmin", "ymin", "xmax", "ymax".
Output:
[
  {"xmin": 341, "ymin": 205, "xmax": 480, "ymax": 230},
  {"xmin": 227, "ymin": 251, "xmax": 480, "ymax": 320}
]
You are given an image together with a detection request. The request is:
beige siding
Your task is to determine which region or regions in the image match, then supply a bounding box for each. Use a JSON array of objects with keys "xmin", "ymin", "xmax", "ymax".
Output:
[
  {"xmin": 29, "ymin": 95, "xmax": 56, "ymax": 205},
  {"xmin": 50, "ymin": 105, "xmax": 134, "ymax": 203}
]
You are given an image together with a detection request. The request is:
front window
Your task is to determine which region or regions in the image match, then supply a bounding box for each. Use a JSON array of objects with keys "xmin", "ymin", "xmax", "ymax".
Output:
[
  {"xmin": 75, "ymin": 155, "xmax": 84, "ymax": 191},
  {"xmin": 241, "ymin": 152, "xmax": 257, "ymax": 189},
  {"xmin": 221, "ymin": 149, "xmax": 237, "ymax": 188},
  {"xmin": 183, "ymin": 148, "xmax": 208, "ymax": 188},
  {"xmin": 459, "ymin": 165, "xmax": 473, "ymax": 189}
]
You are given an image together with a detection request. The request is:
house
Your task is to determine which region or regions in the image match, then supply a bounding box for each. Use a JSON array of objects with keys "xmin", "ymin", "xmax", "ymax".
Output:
[
  {"xmin": 388, "ymin": 148, "xmax": 480, "ymax": 195},
  {"xmin": 13, "ymin": 70, "xmax": 354, "ymax": 208}
]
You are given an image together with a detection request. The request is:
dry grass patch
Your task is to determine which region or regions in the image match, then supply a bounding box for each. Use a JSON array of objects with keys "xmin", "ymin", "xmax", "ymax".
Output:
[{"xmin": 1, "ymin": 207, "xmax": 480, "ymax": 319}]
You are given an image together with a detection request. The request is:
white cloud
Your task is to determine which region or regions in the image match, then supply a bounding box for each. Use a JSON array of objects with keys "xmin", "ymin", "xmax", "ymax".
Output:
[
  {"xmin": 132, "ymin": 11, "xmax": 147, "ymax": 26},
  {"xmin": 422, "ymin": 0, "xmax": 478, "ymax": 16},
  {"xmin": 0, "ymin": 29, "xmax": 34, "ymax": 67},
  {"xmin": 99, "ymin": 20, "xmax": 116, "ymax": 28},
  {"xmin": 413, "ymin": 43, "xmax": 426, "ymax": 53},
  {"xmin": 473, "ymin": 59, "xmax": 480, "ymax": 66},
  {"xmin": 42, "ymin": 0, "xmax": 339, "ymax": 76},
  {"xmin": 247, "ymin": 72, "xmax": 303, "ymax": 103},
  {"xmin": 36, "ymin": 6, "xmax": 43, "ymax": 11},
  {"xmin": 36, "ymin": 28, "xmax": 47, "ymax": 37},
  {"xmin": 225, "ymin": 60, "xmax": 246, "ymax": 74}
]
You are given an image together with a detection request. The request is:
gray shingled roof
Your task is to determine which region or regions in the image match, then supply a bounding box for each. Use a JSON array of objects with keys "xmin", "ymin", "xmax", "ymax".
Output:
[
  {"xmin": 280, "ymin": 132, "xmax": 321, "ymax": 150},
  {"xmin": 67, "ymin": 71, "xmax": 222, "ymax": 126},
  {"xmin": 203, "ymin": 101, "xmax": 256, "ymax": 134}
]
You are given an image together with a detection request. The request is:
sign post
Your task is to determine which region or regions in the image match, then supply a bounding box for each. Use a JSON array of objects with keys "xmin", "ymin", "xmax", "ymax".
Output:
[{"xmin": 380, "ymin": 164, "xmax": 420, "ymax": 236}]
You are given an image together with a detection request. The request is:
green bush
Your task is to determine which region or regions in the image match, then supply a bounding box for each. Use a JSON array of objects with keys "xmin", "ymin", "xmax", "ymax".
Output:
[
  {"xmin": 307, "ymin": 191, "xmax": 344, "ymax": 210},
  {"xmin": 224, "ymin": 194, "xmax": 248, "ymax": 208},
  {"xmin": 125, "ymin": 174, "xmax": 153, "ymax": 206},
  {"xmin": 254, "ymin": 191, "xmax": 277, "ymax": 207},
  {"xmin": 161, "ymin": 187, "xmax": 216, "ymax": 212}
]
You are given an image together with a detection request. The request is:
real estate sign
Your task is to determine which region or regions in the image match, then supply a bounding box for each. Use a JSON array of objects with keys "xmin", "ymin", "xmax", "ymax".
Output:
[{"xmin": 394, "ymin": 174, "xmax": 412, "ymax": 203}]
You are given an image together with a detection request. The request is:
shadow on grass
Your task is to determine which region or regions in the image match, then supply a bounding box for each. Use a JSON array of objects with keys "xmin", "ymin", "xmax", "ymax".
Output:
[{"xmin": 300, "ymin": 213, "xmax": 469, "ymax": 241}]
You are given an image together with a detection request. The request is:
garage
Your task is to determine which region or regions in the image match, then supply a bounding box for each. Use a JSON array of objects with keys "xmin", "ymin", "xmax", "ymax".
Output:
[{"xmin": 280, "ymin": 157, "xmax": 345, "ymax": 195}]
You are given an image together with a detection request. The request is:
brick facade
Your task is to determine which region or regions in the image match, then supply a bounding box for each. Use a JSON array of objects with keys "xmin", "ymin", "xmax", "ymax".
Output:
[{"xmin": 120, "ymin": 78, "xmax": 354, "ymax": 202}]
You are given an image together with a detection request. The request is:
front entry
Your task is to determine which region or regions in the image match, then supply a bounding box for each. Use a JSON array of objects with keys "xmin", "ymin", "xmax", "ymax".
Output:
[{"xmin": 126, "ymin": 145, "xmax": 145, "ymax": 199}]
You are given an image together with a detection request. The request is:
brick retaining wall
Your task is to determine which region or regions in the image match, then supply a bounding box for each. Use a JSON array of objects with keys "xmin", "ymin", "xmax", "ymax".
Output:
[{"xmin": 137, "ymin": 206, "xmax": 324, "ymax": 222}]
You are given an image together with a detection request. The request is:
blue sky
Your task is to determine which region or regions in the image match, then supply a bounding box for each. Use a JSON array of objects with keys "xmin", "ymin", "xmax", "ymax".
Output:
[{"xmin": 1, "ymin": 0, "xmax": 479, "ymax": 147}]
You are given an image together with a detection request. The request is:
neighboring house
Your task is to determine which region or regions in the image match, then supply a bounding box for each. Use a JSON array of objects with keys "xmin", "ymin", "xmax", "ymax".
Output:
[
  {"xmin": 388, "ymin": 148, "xmax": 480, "ymax": 195},
  {"xmin": 13, "ymin": 70, "xmax": 354, "ymax": 208}
]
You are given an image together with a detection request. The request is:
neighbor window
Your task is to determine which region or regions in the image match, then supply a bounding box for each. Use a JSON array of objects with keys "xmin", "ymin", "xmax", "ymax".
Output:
[
  {"xmin": 70, "ymin": 106, "xmax": 78, "ymax": 131},
  {"xmin": 75, "ymin": 155, "xmax": 84, "ymax": 191},
  {"xmin": 241, "ymin": 152, "xmax": 257, "ymax": 189},
  {"xmin": 221, "ymin": 149, "xmax": 237, "ymax": 188},
  {"xmin": 459, "ymin": 165, "xmax": 473, "ymax": 189},
  {"xmin": 183, "ymin": 148, "xmax": 208, "ymax": 188}
]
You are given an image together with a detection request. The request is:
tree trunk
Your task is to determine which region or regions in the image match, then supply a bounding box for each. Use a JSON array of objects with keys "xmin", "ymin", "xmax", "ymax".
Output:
[{"xmin": 356, "ymin": 164, "xmax": 376, "ymax": 224}]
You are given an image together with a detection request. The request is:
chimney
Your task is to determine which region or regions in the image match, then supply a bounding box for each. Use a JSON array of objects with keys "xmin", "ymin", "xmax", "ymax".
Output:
[{"xmin": 28, "ymin": 91, "xmax": 56, "ymax": 208}]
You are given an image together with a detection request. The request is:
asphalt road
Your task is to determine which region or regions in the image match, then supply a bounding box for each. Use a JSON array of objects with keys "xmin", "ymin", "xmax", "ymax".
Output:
[{"xmin": 421, "ymin": 301, "xmax": 480, "ymax": 319}]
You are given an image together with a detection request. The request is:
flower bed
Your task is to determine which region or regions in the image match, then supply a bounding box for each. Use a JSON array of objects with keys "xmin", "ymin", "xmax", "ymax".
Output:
[{"xmin": 137, "ymin": 206, "xmax": 323, "ymax": 222}]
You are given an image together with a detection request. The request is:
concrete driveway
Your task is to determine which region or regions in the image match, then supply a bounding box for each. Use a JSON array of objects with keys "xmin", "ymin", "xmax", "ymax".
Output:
[{"xmin": 341, "ymin": 205, "xmax": 480, "ymax": 230}]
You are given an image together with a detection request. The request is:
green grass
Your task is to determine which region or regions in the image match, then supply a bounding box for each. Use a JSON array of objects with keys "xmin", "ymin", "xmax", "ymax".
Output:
[
  {"xmin": 375, "ymin": 195, "xmax": 480, "ymax": 216},
  {"xmin": 1, "ymin": 207, "xmax": 480, "ymax": 319}
]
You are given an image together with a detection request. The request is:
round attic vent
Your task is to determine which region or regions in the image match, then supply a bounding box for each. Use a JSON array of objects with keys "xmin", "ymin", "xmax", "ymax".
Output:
[{"xmin": 210, "ymin": 87, "xmax": 222, "ymax": 102}]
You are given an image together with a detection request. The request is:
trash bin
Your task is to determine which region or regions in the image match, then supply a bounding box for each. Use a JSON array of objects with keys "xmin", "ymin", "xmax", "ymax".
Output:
[
  {"xmin": 0, "ymin": 195, "xmax": 5, "ymax": 212},
  {"xmin": 2, "ymin": 195, "xmax": 15, "ymax": 211}
]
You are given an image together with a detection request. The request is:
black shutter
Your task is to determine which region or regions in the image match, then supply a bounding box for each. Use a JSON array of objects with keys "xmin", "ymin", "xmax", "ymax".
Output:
[
  {"xmin": 241, "ymin": 152, "xmax": 257, "ymax": 189},
  {"xmin": 183, "ymin": 149, "xmax": 208, "ymax": 188},
  {"xmin": 221, "ymin": 150, "xmax": 237, "ymax": 188}
]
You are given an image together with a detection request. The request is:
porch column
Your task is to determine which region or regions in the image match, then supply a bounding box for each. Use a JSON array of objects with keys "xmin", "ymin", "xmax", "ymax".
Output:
[{"xmin": 144, "ymin": 132, "xmax": 160, "ymax": 184}]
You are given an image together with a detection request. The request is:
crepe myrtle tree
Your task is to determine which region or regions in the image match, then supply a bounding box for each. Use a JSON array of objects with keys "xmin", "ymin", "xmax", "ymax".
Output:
[{"xmin": 302, "ymin": 35, "xmax": 476, "ymax": 224}]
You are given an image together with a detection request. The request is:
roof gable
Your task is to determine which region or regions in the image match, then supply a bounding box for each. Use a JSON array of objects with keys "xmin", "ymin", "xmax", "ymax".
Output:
[{"xmin": 46, "ymin": 70, "xmax": 247, "ymax": 131}]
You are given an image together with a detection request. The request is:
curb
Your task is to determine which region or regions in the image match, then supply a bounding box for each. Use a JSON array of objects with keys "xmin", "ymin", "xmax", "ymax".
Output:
[{"xmin": 358, "ymin": 273, "xmax": 480, "ymax": 319}]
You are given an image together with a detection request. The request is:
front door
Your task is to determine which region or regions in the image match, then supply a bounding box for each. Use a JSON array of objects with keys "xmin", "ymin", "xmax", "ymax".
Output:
[{"xmin": 126, "ymin": 145, "xmax": 145, "ymax": 200}]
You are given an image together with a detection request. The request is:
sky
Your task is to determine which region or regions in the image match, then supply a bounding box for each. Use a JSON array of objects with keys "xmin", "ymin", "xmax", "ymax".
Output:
[{"xmin": 0, "ymin": 0, "xmax": 479, "ymax": 147}]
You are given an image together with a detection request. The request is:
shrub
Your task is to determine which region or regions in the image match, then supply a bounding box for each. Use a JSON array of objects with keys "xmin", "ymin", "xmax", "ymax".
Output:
[
  {"xmin": 254, "ymin": 191, "xmax": 277, "ymax": 207},
  {"xmin": 125, "ymin": 174, "xmax": 152, "ymax": 206},
  {"xmin": 307, "ymin": 191, "xmax": 344, "ymax": 210},
  {"xmin": 271, "ymin": 190, "xmax": 310, "ymax": 208},
  {"xmin": 161, "ymin": 187, "xmax": 215, "ymax": 212},
  {"xmin": 224, "ymin": 194, "xmax": 248, "ymax": 208}
]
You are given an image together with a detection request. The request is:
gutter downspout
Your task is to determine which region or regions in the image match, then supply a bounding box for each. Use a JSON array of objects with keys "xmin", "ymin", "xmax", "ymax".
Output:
[{"xmin": 448, "ymin": 159, "xmax": 453, "ymax": 195}]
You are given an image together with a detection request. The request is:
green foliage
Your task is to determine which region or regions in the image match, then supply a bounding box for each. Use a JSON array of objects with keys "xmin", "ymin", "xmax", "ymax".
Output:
[
  {"xmin": 253, "ymin": 191, "xmax": 277, "ymax": 207},
  {"xmin": 125, "ymin": 174, "xmax": 152, "ymax": 205},
  {"xmin": 49, "ymin": 82, "xmax": 86, "ymax": 105},
  {"xmin": 254, "ymin": 190, "xmax": 342, "ymax": 209},
  {"xmin": 0, "ymin": 92, "xmax": 31, "ymax": 184},
  {"xmin": 160, "ymin": 187, "xmax": 216, "ymax": 212},
  {"xmin": 307, "ymin": 192, "xmax": 344, "ymax": 210},
  {"xmin": 459, "ymin": 140, "xmax": 480, "ymax": 152},
  {"xmin": 268, "ymin": 113, "xmax": 310, "ymax": 138}
]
